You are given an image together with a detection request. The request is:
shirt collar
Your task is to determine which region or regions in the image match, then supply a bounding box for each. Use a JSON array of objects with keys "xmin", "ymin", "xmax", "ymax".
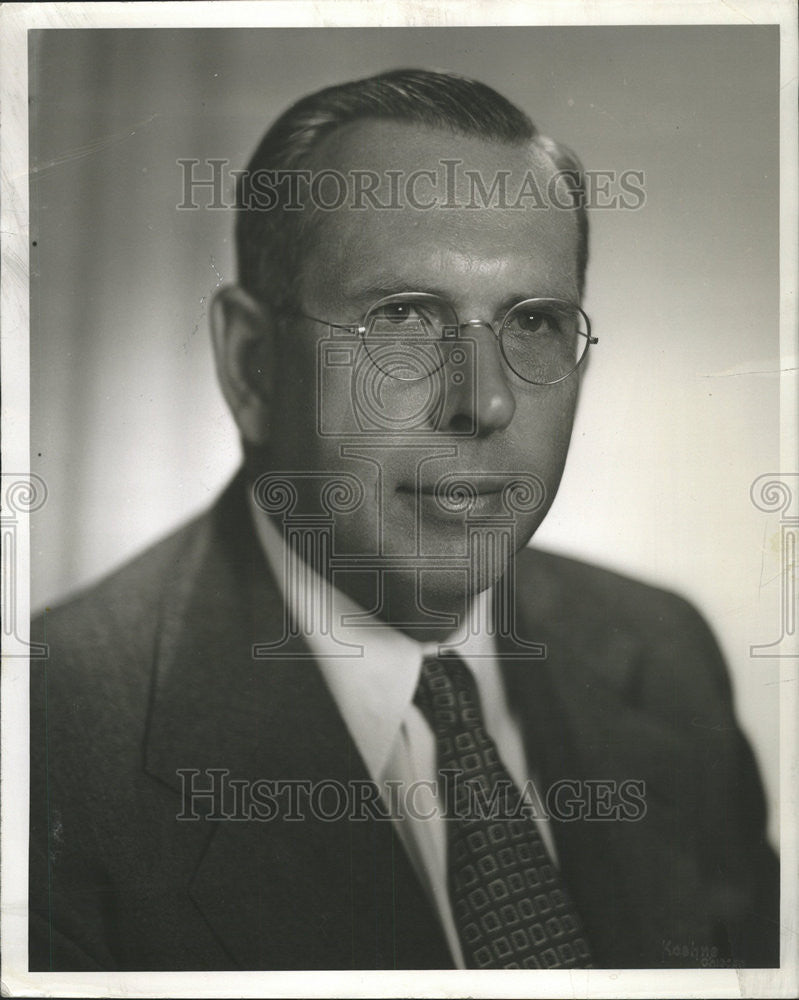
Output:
[{"xmin": 249, "ymin": 493, "xmax": 495, "ymax": 779}]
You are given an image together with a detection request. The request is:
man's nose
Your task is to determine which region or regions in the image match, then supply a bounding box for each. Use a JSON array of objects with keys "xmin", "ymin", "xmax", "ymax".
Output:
[{"xmin": 439, "ymin": 324, "xmax": 516, "ymax": 436}]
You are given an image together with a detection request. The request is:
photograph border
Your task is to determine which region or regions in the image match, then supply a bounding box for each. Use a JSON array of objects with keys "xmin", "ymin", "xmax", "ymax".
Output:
[{"xmin": 2, "ymin": 2, "xmax": 797, "ymax": 998}]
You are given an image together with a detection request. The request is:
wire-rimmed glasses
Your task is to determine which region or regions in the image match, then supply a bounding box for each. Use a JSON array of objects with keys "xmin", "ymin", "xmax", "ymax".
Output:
[{"xmin": 301, "ymin": 292, "xmax": 596, "ymax": 386}]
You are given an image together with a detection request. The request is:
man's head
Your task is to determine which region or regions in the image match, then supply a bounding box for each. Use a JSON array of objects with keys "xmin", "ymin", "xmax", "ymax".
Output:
[
  {"xmin": 233, "ymin": 69, "xmax": 587, "ymax": 312},
  {"xmin": 211, "ymin": 69, "xmax": 590, "ymax": 628}
]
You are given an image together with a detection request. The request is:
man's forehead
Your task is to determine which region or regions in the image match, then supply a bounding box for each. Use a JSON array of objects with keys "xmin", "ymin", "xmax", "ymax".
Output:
[
  {"xmin": 307, "ymin": 117, "xmax": 560, "ymax": 190},
  {"xmin": 293, "ymin": 118, "xmax": 581, "ymax": 310}
]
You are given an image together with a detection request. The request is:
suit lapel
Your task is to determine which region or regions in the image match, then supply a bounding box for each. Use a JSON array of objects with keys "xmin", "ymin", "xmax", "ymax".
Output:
[
  {"xmin": 499, "ymin": 548, "xmax": 714, "ymax": 965},
  {"xmin": 142, "ymin": 474, "xmax": 452, "ymax": 969}
]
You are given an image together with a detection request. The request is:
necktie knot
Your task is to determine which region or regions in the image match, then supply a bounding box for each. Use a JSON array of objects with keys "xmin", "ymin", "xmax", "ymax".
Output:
[{"xmin": 414, "ymin": 653, "xmax": 483, "ymax": 737}]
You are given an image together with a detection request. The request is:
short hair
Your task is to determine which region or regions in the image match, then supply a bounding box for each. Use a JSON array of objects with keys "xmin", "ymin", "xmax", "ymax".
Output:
[{"xmin": 235, "ymin": 68, "xmax": 588, "ymax": 310}]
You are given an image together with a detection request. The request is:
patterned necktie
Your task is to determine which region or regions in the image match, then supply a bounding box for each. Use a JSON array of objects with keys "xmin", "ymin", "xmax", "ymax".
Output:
[{"xmin": 413, "ymin": 653, "xmax": 594, "ymax": 970}]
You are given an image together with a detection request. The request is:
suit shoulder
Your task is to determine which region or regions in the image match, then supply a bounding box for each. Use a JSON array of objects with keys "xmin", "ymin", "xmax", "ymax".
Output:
[
  {"xmin": 516, "ymin": 546, "xmax": 731, "ymax": 696},
  {"xmin": 32, "ymin": 506, "xmax": 212, "ymax": 648},
  {"xmin": 518, "ymin": 545, "xmax": 697, "ymax": 621},
  {"xmin": 29, "ymin": 503, "xmax": 223, "ymax": 779}
]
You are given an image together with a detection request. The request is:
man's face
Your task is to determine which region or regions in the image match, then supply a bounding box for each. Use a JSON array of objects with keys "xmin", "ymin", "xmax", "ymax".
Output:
[{"xmin": 263, "ymin": 119, "xmax": 583, "ymax": 618}]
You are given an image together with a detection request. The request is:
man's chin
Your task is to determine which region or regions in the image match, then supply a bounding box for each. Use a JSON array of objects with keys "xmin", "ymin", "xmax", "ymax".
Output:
[
  {"xmin": 331, "ymin": 559, "xmax": 511, "ymax": 639},
  {"xmin": 398, "ymin": 558, "xmax": 511, "ymax": 616},
  {"xmin": 418, "ymin": 567, "xmax": 498, "ymax": 609}
]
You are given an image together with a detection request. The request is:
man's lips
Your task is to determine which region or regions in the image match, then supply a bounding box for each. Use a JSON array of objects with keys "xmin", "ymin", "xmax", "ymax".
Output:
[
  {"xmin": 395, "ymin": 482, "xmax": 508, "ymax": 517},
  {"xmin": 397, "ymin": 479, "xmax": 508, "ymax": 496}
]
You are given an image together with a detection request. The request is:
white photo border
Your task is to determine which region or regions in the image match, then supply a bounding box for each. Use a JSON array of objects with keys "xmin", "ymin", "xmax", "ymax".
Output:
[{"xmin": 2, "ymin": 2, "xmax": 796, "ymax": 998}]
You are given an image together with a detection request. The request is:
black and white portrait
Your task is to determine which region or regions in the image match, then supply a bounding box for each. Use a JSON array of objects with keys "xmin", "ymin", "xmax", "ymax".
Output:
[{"xmin": 1, "ymin": 5, "xmax": 795, "ymax": 998}]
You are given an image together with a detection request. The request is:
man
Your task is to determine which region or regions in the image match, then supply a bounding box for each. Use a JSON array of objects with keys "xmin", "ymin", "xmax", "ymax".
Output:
[{"xmin": 29, "ymin": 69, "xmax": 778, "ymax": 971}]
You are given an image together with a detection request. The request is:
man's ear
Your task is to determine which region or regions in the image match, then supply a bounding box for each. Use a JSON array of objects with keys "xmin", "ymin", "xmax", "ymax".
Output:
[{"xmin": 210, "ymin": 285, "xmax": 275, "ymax": 447}]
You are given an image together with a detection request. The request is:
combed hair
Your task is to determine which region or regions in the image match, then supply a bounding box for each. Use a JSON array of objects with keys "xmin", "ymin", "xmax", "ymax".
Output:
[{"xmin": 235, "ymin": 68, "xmax": 588, "ymax": 308}]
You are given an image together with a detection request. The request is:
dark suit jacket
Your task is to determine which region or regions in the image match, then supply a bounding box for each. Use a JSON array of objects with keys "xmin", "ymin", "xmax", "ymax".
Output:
[{"xmin": 29, "ymin": 473, "xmax": 779, "ymax": 971}]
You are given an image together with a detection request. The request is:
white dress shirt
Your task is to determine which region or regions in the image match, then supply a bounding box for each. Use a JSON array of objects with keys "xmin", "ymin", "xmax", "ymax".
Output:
[{"xmin": 249, "ymin": 497, "xmax": 557, "ymax": 968}]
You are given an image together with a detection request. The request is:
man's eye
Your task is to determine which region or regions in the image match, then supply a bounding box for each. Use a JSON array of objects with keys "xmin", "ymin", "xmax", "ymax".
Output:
[
  {"xmin": 513, "ymin": 310, "xmax": 558, "ymax": 335},
  {"xmin": 378, "ymin": 302, "xmax": 418, "ymax": 324}
]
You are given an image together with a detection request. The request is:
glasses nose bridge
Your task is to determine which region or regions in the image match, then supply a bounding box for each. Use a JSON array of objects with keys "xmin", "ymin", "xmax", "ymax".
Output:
[{"xmin": 458, "ymin": 316, "xmax": 501, "ymax": 341}]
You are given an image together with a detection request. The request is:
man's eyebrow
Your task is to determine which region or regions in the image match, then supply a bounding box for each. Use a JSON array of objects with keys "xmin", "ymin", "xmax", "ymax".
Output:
[
  {"xmin": 495, "ymin": 293, "xmax": 548, "ymax": 315},
  {"xmin": 342, "ymin": 283, "xmax": 560, "ymax": 314},
  {"xmin": 341, "ymin": 279, "xmax": 433, "ymax": 303}
]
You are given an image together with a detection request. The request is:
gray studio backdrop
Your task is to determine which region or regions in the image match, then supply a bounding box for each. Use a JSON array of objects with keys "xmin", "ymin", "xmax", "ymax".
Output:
[{"xmin": 29, "ymin": 27, "xmax": 780, "ymax": 840}]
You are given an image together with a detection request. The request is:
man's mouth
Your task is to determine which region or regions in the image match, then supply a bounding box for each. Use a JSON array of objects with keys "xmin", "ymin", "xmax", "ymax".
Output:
[
  {"xmin": 396, "ymin": 481, "xmax": 507, "ymax": 515},
  {"xmin": 399, "ymin": 476, "xmax": 510, "ymax": 492}
]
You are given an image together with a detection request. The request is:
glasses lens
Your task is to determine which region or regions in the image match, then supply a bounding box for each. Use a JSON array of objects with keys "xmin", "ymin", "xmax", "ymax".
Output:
[
  {"xmin": 363, "ymin": 294, "xmax": 457, "ymax": 380},
  {"xmin": 500, "ymin": 300, "xmax": 589, "ymax": 384}
]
